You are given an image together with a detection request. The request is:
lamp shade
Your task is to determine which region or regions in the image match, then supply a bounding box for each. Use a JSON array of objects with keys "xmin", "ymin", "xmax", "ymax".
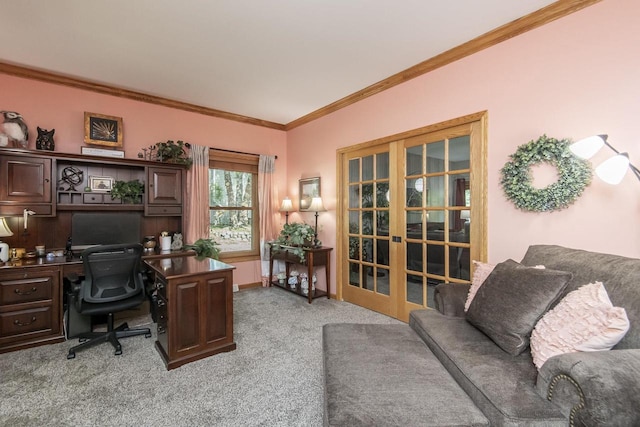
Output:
[
  {"xmin": 460, "ymin": 210, "xmax": 470, "ymax": 221},
  {"xmin": 0, "ymin": 217, "xmax": 13, "ymax": 238},
  {"xmin": 279, "ymin": 197, "xmax": 293, "ymax": 212},
  {"xmin": 308, "ymin": 197, "xmax": 326, "ymax": 212},
  {"xmin": 595, "ymin": 153, "xmax": 630, "ymax": 185},
  {"xmin": 569, "ymin": 135, "xmax": 606, "ymax": 159}
]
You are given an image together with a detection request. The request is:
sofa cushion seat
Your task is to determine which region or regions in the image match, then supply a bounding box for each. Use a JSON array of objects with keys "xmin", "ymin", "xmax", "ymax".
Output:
[
  {"xmin": 323, "ymin": 323, "xmax": 489, "ymax": 426},
  {"xmin": 410, "ymin": 309, "xmax": 567, "ymax": 426}
]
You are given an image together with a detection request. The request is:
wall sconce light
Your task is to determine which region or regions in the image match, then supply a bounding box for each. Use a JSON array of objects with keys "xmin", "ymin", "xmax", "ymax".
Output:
[
  {"xmin": 0, "ymin": 217, "xmax": 14, "ymax": 262},
  {"xmin": 308, "ymin": 197, "xmax": 326, "ymax": 248},
  {"xmin": 279, "ymin": 197, "xmax": 293, "ymax": 224},
  {"xmin": 569, "ymin": 134, "xmax": 640, "ymax": 184}
]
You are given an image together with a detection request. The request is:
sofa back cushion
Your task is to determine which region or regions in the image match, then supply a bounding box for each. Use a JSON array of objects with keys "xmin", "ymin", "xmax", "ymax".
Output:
[
  {"xmin": 521, "ymin": 244, "xmax": 640, "ymax": 350},
  {"xmin": 466, "ymin": 259, "xmax": 572, "ymax": 356}
]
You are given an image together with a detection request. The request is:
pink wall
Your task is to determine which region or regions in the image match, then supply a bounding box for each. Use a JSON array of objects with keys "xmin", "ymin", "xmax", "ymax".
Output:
[
  {"xmin": 0, "ymin": 74, "xmax": 288, "ymax": 286},
  {"xmin": 287, "ymin": 0, "xmax": 640, "ymax": 294},
  {"xmin": 3, "ymin": 0, "xmax": 639, "ymax": 291}
]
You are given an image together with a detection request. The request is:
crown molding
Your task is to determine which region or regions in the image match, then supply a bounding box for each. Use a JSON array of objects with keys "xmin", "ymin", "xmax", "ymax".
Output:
[
  {"xmin": 0, "ymin": 62, "xmax": 286, "ymax": 131},
  {"xmin": 285, "ymin": 0, "xmax": 601, "ymax": 130},
  {"xmin": 0, "ymin": 0, "xmax": 599, "ymax": 132}
]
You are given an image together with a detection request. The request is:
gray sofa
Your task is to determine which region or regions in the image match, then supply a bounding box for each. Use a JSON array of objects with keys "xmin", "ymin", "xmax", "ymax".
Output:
[{"xmin": 324, "ymin": 245, "xmax": 640, "ymax": 426}]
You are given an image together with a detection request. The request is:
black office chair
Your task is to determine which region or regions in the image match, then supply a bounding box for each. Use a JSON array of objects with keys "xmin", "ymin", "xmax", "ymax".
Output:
[{"xmin": 67, "ymin": 243, "xmax": 152, "ymax": 359}]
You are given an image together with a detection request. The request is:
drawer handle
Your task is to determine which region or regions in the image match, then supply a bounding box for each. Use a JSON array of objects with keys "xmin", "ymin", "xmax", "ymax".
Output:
[
  {"xmin": 157, "ymin": 299, "xmax": 166, "ymax": 307},
  {"xmin": 15, "ymin": 287, "xmax": 38, "ymax": 295},
  {"xmin": 14, "ymin": 316, "xmax": 37, "ymax": 327},
  {"xmin": 157, "ymin": 325, "xmax": 166, "ymax": 334}
]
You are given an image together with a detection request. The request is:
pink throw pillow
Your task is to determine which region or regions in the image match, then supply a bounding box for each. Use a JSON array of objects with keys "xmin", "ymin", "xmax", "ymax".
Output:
[
  {"xmin": 530, "ymin": 281, "xmax": 630, "ymax": 370},
  {"xmin": 464, "ymin": 261, "xmax": 495, "ymax": 312}
]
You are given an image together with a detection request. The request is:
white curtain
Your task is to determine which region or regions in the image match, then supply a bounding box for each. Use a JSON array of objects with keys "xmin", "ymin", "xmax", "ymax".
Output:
[
  {"xmin": 258, "ymin": 155, "xmax": 279, "ymax": 286},
  {"xmin": 185, "ymin": 144, "xmax": 210, "ymax": 244}
]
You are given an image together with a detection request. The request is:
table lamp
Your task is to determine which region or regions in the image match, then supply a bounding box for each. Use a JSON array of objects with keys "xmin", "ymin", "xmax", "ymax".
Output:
[
  {"xmin": 280, "ymin": 197, "xmax": 293, "ymax": 224},
  {"xmin": 308, "ymin": 197, "xmax": 327, "ymax": 247},
  {"xmin": 0, "ymin": 217, "xmax": 14, "ymax": 262}
]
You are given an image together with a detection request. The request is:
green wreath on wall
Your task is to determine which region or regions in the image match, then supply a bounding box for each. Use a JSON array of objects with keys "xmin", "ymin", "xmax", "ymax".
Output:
[{"xmin": 500, "ymin": 135, "xmax": 592, "ymax": 212}]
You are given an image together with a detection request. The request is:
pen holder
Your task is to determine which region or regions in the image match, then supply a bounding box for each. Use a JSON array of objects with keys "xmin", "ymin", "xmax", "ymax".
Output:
[{"xmin": 160, "ymin": 236, "xmax": 172, "ymax": 251}]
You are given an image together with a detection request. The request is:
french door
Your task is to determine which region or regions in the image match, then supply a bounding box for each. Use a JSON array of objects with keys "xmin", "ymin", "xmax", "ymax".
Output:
[{"xmin": 337, "ymin": 113, "xmax": 487, "ymax": 321}]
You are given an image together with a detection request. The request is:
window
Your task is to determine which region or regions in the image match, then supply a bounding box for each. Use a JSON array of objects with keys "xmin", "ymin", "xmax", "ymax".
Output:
[{"xmin": 209, "ymin": 150, "xmax": 259, "ymax": 260}]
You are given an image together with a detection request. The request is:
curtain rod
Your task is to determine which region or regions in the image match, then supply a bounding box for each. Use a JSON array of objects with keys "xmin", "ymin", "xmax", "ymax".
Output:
[{"xmin": 211, "ymin": 147, "xmax": 277, "ymax": 159}]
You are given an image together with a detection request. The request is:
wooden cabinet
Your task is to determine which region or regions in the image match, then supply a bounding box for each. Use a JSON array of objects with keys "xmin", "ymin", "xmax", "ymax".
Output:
[
  {"xmin": 0, "ymin": 154, "xmax": 54, "ymax": 216},
  {"xmin": 146, "ymin": 166, "xmax": 183, "ymax": 216},
  {"xmin": 146, "ymin": 256, "xmax": 236, "ymax": 370},
  {"xmin": 0, "ymin": 265, "xmax": 64, "ymax": 353},
  {"xmin": 269, "ymin": 245, "xmax": 332, "ymax": 303}
]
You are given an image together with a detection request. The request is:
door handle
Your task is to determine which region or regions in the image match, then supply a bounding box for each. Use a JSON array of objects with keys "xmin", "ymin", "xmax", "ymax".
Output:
[{"xmin": 392, "ymin": 236, "xmax": 402, "ymax": 242}]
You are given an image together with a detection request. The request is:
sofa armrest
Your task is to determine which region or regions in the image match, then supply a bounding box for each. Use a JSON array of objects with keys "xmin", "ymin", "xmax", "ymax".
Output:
[
  {"xmin": 433, "ymin": 283, "xmax": 470, "ymax": 317},
  {"xmin": 536, "ymin": 349, "xmax": 640, "ymax": 426}
]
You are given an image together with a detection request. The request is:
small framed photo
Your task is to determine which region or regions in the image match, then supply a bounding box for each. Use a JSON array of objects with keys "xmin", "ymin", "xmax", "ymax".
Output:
[
  {"xmin": 299, "ymin": 177, "xmax": 321, "ymax": 211},
  {"xmin": 89, "ymin": 176, "xmax": 113, "ymax": 192},
  {"xmin": 84, "ymin": 112, "xmax": 123, "ymax": 147}
]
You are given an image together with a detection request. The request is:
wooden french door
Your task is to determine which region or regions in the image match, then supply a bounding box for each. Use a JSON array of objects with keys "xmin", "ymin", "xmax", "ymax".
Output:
[{"xmin": 337, "ymin": 113, "xmax": 487, "ymax": 321}]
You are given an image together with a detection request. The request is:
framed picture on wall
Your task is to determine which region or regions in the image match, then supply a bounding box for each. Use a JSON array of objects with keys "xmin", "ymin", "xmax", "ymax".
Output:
[
  {"xmin": 299, "ymin": 177, "xmax": 320, "ymax": 211},
  {"xmin": 84, "ymin": 112, "xmax": 123, "ymax": 147}
]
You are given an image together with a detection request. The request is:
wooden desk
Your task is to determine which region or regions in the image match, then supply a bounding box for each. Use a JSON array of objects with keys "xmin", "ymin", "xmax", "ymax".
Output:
[{"xmin": 145, "ymin": 257, "xmax": 236, "ymax": 370}]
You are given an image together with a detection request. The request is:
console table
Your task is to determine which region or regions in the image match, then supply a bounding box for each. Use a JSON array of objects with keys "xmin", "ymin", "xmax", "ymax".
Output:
[
  {"xmin": 145, "ymin": 256, "xmax": 236, "ymax": 370},
  {"xmin": 268, "ymin": 245, "xmax": 332, "ymax": 303}
]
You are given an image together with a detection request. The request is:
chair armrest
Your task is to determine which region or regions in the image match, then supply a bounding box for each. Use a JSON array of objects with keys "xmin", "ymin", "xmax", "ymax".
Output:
[
  {"xmin": 536, "ymin": 349, "xmax": 640, "ymax": 426},
  {"xmin": 433, "ymin": 283, "xmax": 470, "ymax": 317}
]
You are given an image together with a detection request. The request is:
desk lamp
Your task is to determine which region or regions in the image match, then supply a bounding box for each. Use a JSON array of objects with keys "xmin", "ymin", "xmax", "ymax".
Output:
[
  {"xmin": 280, "ymin": 197, "xmax": 293, "ymax": 224},
  {"xmin": 308, "ymin": 197, "xmax": 326, "ymax": 247},
  {"xmin": 0, "ymin": 217, "xmax": 14, "ymax": 262}
]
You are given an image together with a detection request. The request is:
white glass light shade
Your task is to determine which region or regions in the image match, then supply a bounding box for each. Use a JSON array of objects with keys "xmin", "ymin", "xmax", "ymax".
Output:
[
  {"xmin": 595, "ymin": 154, "xmax": 630, "ymax": 185},
  {"xmin": 279, "ymin": 197, "xmax": 293, "ymax": 212},
  {"xmin": 460, "ymin": 210, "xmax": 470, "ymax": 221},
  {"xmin": 0, "ymin": 217, "xmax": 13, "ymax": 238},
  {"xmin": 308, "ymin": 197, "xmax": 326, "ymax": 212},
  {"xmin": 569, "ymin": 135, "xmax": 606, "ymax": 159}
]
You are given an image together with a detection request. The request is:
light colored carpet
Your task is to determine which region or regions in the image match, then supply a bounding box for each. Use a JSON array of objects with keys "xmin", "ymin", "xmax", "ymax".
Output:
[{"xmin": 0, "ymin": 287, "xmax": 401, "ymax": 426}]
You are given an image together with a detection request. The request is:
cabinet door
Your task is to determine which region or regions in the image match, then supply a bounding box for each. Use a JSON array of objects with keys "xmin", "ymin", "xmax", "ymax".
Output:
[
  {"xmin": 0, "ymin": 155, "xmax": 52, "ymax": 203},
  {"xmin": 147, "ymin": 166, "xmax": 183, "ymax": 205}
]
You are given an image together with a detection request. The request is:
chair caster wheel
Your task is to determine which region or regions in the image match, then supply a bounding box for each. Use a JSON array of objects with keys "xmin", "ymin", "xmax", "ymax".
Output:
[
  {"xmin": 115, "ymin": 349, "xmax": 122, "ymax": 356},
  {"xmin": 145, "ymin": 332, "xmax": 152, "ymax": 338},
  {"xmin": 67, "ymin": 352, "xmax": 76, "ymax": 360}
]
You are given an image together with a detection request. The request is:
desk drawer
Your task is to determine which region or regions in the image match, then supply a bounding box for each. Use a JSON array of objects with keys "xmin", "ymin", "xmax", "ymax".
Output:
[
  {"xmin": 0, "ymin": 275, "xmax": 53, "ymax": 304},
  {"xmin": 0, "ymin": 306, "xmax": 53, "ymax": 338}
]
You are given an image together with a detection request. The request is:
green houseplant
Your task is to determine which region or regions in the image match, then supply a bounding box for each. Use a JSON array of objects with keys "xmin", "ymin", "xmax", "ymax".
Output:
[
  {"xmin": 184, "ymin": 238, "xmax": 220, "ymax": 260},
  {"xmin": 110, "ymin": 179, "xmax": 144, "ymax": 204},
  {"xmin": 271, "ymin": 222, "xmax": 317, "ymax": 261},
  {"xmin": 155, "ymin": 140, "xmax": 193, "ymax": 168}
]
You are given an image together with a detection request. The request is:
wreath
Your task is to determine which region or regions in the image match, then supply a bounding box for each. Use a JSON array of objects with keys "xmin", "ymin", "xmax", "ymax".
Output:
[{"xmin": 500, "ymin": 135, "xmax": 592, "ymax": 212}]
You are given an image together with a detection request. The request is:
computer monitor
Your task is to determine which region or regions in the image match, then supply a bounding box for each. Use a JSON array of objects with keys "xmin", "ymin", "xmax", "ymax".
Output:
[{"xmin": 71, "ymin": 212, "xmax": 141, "ymax": 252}]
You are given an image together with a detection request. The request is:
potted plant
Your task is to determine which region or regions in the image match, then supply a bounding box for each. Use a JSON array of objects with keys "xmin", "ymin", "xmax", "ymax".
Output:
[
  {"xmin": 154, "ymin": 140, "xmax": 193, "ymax": 168},
  {"xmin": 184, "ymin": 238, "xmax": 220, "ymax": 260},
  {"xmin": 110, "ymin": 179, "xmax": 144, "ymax": 204},
  {"xmin": 271, "ymin": 222, "xmax": 317, "ymax": 262}
]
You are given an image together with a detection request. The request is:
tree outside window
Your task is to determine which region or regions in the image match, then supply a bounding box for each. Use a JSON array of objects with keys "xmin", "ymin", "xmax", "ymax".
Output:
[{"xmin": 209, "ymin": 151, "xmax": 259, "ymax": 259}]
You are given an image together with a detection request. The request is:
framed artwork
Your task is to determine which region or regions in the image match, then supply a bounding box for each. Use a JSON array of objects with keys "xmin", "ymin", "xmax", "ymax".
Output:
[
  {"xmin": 299, "ymin": 177, "xmax": 320, "ymax": 211},
  {"xmin": 84, "ymin": 112, "xmax": 123, "ymax": 147},
  {"xmin": 89, "ymin": 176, "xmax": 113, "ymax": 192}
]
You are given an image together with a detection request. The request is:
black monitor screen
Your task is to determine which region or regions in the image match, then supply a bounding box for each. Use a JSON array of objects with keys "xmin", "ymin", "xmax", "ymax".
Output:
[{"xmin": 71, "ymin": 212, "xmax": 141, "ymax": 251}]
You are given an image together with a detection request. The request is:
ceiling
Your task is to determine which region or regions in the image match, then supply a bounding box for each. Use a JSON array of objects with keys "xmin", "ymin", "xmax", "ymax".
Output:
[{"xmin": 0, "ymin": 1, "xmax": 561, "ymax": 126}]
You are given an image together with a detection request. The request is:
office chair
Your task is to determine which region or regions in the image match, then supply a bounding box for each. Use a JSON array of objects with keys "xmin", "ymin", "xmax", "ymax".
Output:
[{"xmin": 67, "ymin": 243, "xmax": 152, "ymax": 359}]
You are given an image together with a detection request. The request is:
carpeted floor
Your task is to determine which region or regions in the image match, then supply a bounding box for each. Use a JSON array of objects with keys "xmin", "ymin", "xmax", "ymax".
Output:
[{"xmin": 0, "ymin": 287, "xmax": 401, "ymax": 426}]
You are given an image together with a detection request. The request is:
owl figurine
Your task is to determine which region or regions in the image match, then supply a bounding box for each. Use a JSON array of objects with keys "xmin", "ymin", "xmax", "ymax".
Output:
[{"xmin": 0, "ymin": 111, "xmax": 29, "ymax": 148}]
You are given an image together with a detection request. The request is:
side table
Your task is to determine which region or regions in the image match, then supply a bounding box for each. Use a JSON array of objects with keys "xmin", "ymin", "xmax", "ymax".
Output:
[{"xmin": 269, "ymin": 245, "xmax": 332, "ymax": 303}]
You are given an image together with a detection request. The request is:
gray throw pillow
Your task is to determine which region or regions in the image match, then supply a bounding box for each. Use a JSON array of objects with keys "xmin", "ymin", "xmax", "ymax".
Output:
[{"xmin": 465, "ymin": 259, "xmax": 572, "ymax": 356}]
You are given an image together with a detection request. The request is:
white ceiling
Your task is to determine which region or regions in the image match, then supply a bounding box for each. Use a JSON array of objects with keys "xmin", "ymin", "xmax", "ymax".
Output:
[{"xmin": 0, "ymin": 0, "xmax": 558, "ymax": 125}]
